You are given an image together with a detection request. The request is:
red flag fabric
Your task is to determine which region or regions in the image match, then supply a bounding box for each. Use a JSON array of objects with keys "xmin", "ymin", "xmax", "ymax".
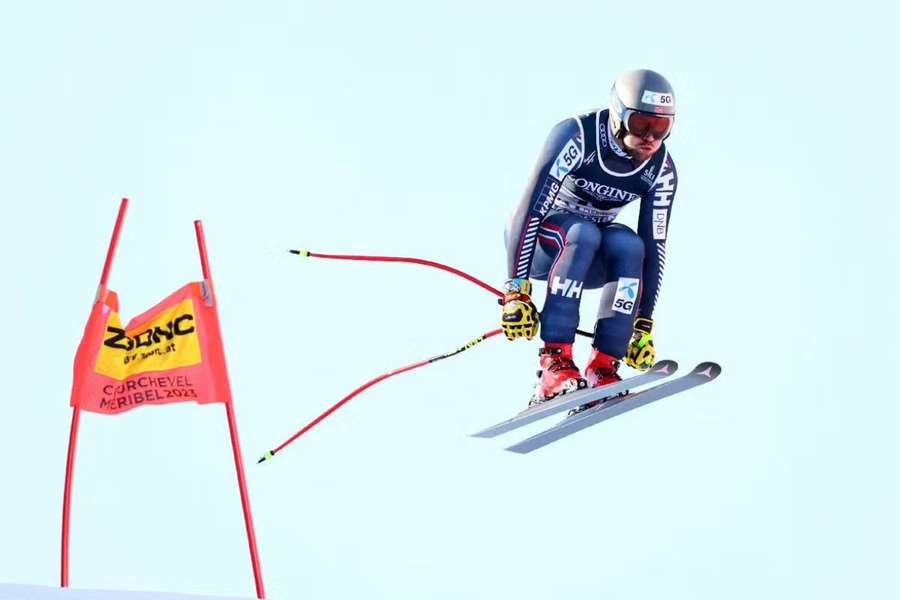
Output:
[{"xmin": 70, "ymin": 282, "xmax": 232, "ymax": 415}]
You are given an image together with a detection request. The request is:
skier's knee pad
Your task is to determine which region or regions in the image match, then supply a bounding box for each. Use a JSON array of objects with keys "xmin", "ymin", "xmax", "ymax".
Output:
[
  {"xmin": 603, "ymin": 224, "xmax": 645, "ymax": 263},
  {"xmin": 564, "ymin": 220, "xmax": 603, "ymax": 251}
]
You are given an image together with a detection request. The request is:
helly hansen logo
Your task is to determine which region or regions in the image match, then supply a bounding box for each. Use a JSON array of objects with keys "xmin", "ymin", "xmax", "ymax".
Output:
[
  {"xmin": 550, "ymin": 277, "xmax": 583, "ymax": 299},
  {"xmin": 652, "ymin": 160, "xmax": 675, "ymax": 208},
  {"xmin": 612, "ymin": 278, "xmax": 639, "ymax": 314}
]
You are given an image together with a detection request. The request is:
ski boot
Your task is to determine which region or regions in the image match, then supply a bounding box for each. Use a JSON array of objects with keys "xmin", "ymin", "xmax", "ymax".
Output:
[
  {"xmin": 529, "ymin": 343, "xmax": 587, "ymax": 407},
  {"xmin": 568, "ymin": 349, "xmax": 623, "ymax": 416}
]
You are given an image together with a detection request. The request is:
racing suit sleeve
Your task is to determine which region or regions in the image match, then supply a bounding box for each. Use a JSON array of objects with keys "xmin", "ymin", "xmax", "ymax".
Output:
[
  {"xmin": 636, "ymin": 152, "xmax": 678, "ymax": 319},
  {"xmin": 506, "ymin": 117, "xmax": 583, "ymax": 279}
]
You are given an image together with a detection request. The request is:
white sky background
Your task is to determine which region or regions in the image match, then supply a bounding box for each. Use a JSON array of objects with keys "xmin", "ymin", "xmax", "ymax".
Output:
[{"xmin": 1, "ymin": 1, "xmax": 898, "ymax": 598}]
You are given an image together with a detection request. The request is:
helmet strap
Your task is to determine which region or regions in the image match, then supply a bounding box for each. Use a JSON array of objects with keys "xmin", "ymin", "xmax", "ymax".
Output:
[{"xmin": 606, "ymin": 115, "xmax": 632, "ymax": 159}]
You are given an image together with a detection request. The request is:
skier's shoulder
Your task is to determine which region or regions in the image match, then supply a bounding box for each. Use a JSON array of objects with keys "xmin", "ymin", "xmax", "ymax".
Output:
[
  {"xmin": 544, "ymin": 108, "xmax": 609, "ymax": 155},
  {"xmin": 538, "ymin": 113, "xmax": 589, "ymax": 166},
  {"xmin": 576, "ymin": 107, "xmax": 607, "ymax": 121},
  {"xmin": 552, "ymin": 107, "xmax": 608, "ymax": 133},
  {"xmin": 657, "ymin": 143, "xmax": 677, "ymax": 184},
  {"xmin": 658, "ymin": 142, "xmax": 674, "ymax": 167},
  {"xmin": 641, "ymin": 144, "xmax": 677, "ymax": 199},
  {"xmin": 545, "ymin": 113, "xmax": 584, "ymax": 141}
]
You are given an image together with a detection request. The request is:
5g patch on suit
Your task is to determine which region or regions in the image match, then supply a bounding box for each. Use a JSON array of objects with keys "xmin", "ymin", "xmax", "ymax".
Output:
[
  {"xmin": 611, "ymin": 277, "xmax": 640, "ymax": 314},
  {"xmin": 550, "ymin": 140, "xmax": 582, "ymax": 181}
]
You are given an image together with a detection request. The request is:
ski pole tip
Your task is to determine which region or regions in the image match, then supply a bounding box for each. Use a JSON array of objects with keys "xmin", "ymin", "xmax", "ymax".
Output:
[
  {"xmin": 257, "ymin": 451, "xmax": 274, "ymax": 464},
  {"xmin": 288, "ymin": 249, "xmax": 311, "ymax": 257}
]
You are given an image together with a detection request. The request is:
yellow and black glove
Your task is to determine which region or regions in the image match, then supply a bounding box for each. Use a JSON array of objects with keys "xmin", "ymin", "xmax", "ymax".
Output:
[
  {"xmin": 625, "ymin": 317, "xmax": 655, "ymax": 371},
  {"xmin": 500, "ymin": 278, "xmax": 539, "ymax": 341}
]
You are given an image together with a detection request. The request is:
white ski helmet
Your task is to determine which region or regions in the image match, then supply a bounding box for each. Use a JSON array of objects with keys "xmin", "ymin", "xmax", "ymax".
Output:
[{"xmin": 609, "ymin": 69, "xmax": 676, "ymax": 140}]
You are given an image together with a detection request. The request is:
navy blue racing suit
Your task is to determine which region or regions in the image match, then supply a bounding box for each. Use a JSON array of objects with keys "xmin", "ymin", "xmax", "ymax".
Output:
[{"xmin": 505, "ymin": 108, "xmax": 678, "ymax": 358}]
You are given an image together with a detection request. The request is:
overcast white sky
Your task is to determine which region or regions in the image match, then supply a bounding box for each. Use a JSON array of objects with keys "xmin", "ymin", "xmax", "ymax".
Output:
[{"xmin": 1, "ymin": 1, "xmax": 898, "ymax": 599}]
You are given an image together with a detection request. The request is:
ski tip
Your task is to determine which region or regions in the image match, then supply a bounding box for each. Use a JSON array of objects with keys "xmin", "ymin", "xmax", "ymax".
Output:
[
  {"xmin": 691, "ymin": 362, "xmax": 722, "ymax": 379},
  {"xmin": 288, "ymin": 248, "xmax": 311, "ymax": 257},
  {"xmin": 652, "ymin": 359, "xmax": 678, "ymax": 374},
  {"xmin": 257, "ymin": 451, "xmax": 274, "ymax": 464}
]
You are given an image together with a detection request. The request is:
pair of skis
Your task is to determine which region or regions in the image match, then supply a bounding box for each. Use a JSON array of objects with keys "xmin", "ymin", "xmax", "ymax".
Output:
[{"xmin": 471, "ymin": 360, "xmax": 721, "ymax": 453}]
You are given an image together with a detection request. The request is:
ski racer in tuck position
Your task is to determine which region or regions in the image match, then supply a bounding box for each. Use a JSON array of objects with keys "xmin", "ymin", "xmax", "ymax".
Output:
[{"xmin": 502, "ymin": 69, "xmax": 679, "ymax": 405}]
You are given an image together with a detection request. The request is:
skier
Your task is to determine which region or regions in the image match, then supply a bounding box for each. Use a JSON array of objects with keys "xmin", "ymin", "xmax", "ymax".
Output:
[{"xmin": 501, "ymin": 69, "xmax": 679, "ymax": 404}]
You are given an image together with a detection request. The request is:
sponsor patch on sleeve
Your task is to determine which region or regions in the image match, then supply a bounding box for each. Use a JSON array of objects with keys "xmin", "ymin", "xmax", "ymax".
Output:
[
  {"xmin": 652, "ymin": 209, "xmax": 668, "ymax": 240},
  {"xmin": 550, "ymin": 139, "xmax": 582, "ymax": 181}
]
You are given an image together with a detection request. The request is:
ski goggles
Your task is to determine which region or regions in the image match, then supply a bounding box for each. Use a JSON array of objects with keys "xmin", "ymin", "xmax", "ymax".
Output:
[{"xmin": 624, "ymin": 110, "xmax": 674, "ymax": 140}]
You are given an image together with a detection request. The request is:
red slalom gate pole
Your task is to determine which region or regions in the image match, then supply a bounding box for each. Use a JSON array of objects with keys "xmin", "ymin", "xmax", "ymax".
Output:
[
  {"xmin": 259, "ymin": 328, "xmax": 504, "ymax": 463},
  {"xmin": 195, "ymin": 221, "xmax": 266, "ymax": 599},
  {"xmin": 62, "ymin": 198, "xmax": 129, "ymax": 587}
]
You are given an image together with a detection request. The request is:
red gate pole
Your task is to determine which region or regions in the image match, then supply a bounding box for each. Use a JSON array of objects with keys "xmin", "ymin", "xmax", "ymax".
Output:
[
  {"xmin": 194, "ymin": 220, "xmax": 266, "ymax": 599},
  {"xmin": 61, "ymin": 198, "xmax": 129, "ymax": 586}
]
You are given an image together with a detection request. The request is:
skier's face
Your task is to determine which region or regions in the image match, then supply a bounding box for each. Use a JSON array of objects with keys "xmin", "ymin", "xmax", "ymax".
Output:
[
  {"xmin": 622, "ymin": 132, "xmax": 662, "ymax": 162},
  {"xmin": 620, "ymin": 111, "xmax": 672, "ymax": 162}
]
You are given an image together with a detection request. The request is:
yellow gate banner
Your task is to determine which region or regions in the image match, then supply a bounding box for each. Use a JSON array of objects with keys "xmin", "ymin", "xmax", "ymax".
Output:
[{"xmin": 70, "ymin": 282, "xmax": 231, "ymax": 414}]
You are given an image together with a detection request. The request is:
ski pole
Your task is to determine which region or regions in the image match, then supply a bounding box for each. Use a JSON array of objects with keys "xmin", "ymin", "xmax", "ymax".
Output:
[
  {"xmin": 258, "ymin": 329, "xmax": 503, "ymax": 463},
  {"xmin": 289, "ymin": 249, "xmax": 504, "ymax": 297},
  {"xmin": 288, "ymin": 249, "xmax": 594, "ymax": 338}
]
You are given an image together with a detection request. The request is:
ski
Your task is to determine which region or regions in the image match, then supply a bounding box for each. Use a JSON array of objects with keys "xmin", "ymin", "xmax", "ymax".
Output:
[
  {"xmin": 505, "ymin": 361, "xmax": 721, "ymax": 454},
  {"xmin": 470, "ymin": 359, "xmax": 678, "ymax": 439}
]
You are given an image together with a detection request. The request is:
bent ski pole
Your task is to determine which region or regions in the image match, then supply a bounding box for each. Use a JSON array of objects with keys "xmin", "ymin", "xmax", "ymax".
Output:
[
  {"xmin": 258, "ymin": 328, "xmax": 503, "ymax": 463},
  {"xmin": 288, "ymin": 249, "xmax": 594, "ymax": 339},
  {"xmin": 289, "ymin": 249, "xmax": 503, "ymax": 297}
]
